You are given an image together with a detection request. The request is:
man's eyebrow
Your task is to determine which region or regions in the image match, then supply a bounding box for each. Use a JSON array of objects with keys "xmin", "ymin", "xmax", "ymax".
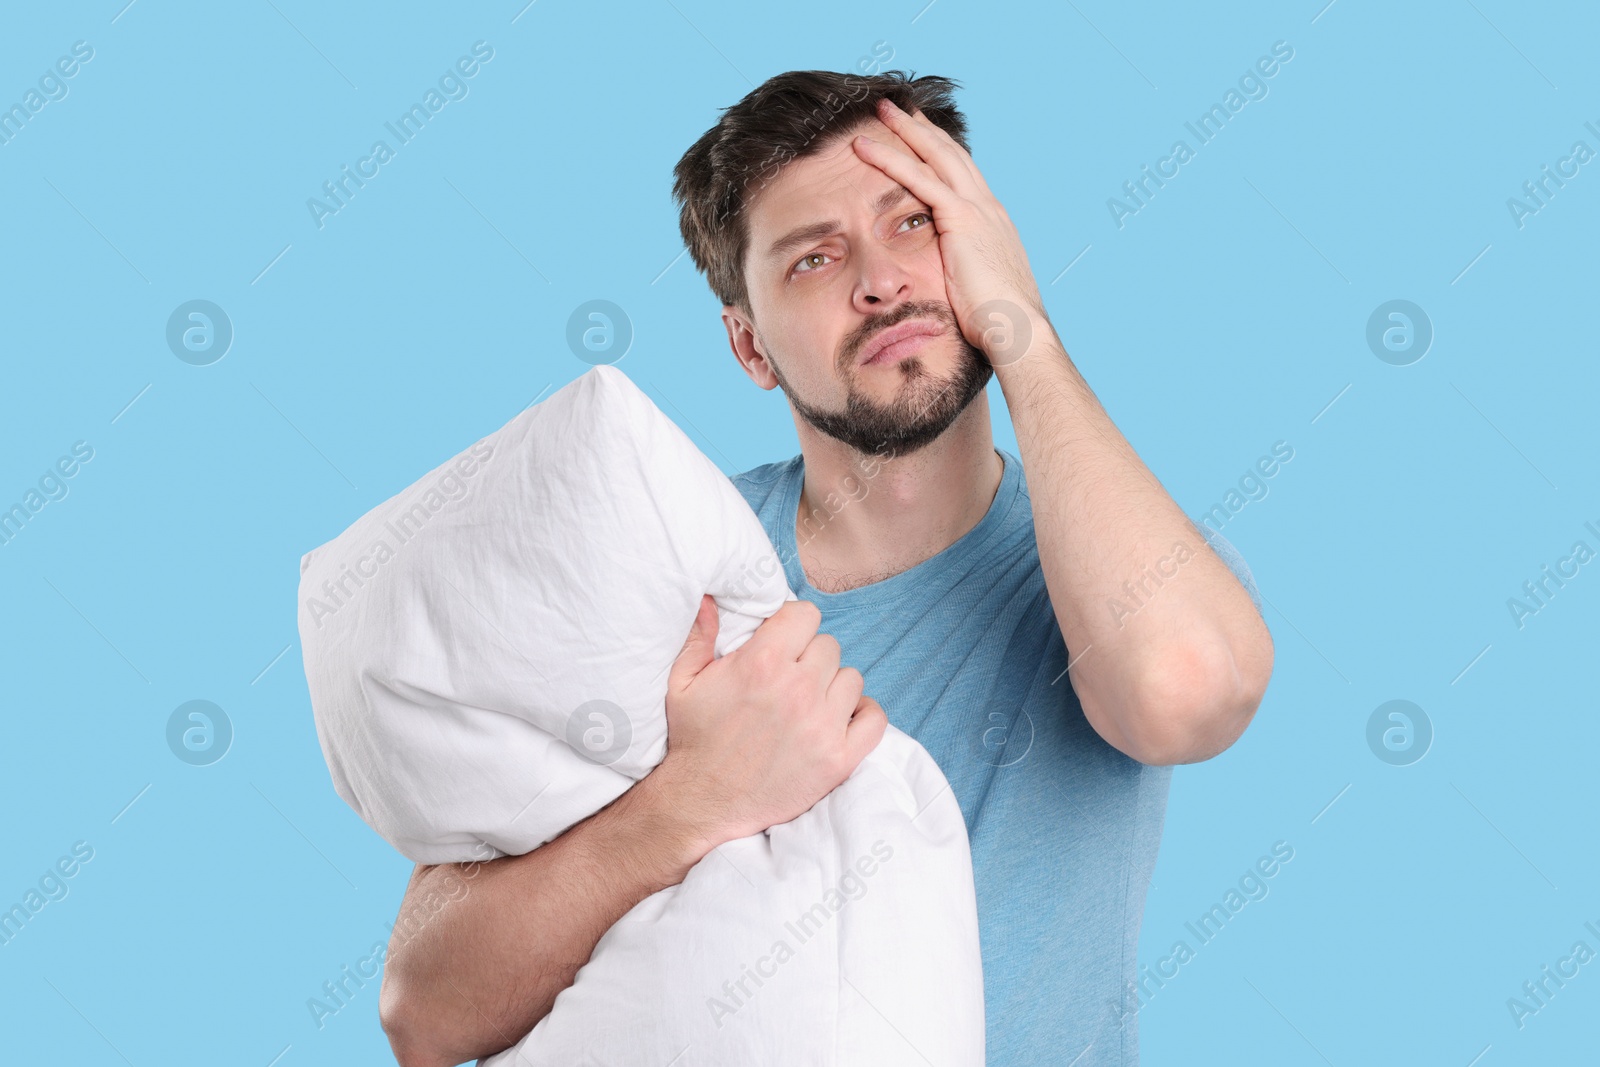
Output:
[{"xmin": 763, "ymin": 185, "xmax": 916, "ymax": 264}]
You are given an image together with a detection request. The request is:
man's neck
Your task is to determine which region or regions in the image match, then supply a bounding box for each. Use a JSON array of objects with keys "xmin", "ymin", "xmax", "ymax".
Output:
[{"xmin": 793, "ymin": 406, "xmax": 1004, "ymax": 594}]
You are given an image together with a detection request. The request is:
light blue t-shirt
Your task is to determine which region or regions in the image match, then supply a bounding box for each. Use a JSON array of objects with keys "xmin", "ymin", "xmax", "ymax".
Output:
[{"xmin": 730, "ymin": 447, "xmax": 1260, "ymax": 1066}]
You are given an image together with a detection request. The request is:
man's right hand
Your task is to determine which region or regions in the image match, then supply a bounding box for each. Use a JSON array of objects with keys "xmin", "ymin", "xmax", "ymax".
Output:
[
  {"xmin": 656, "ymin": 595, "xmax": 888, "ymax": 851},
  {"xmin": 380, "ymin": 593, "xmax": 886, "ymax": 1067}
]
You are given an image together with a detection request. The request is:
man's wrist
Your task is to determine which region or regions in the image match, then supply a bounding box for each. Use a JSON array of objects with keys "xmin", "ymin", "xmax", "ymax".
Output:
[{"xmin": 614, "ymin": 765, "xmax": 719, "ymax": 882}]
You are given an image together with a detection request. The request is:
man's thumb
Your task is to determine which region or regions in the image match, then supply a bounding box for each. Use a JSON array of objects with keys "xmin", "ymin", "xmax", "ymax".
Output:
[{"xmin": 671, "ymin": 594, "xmax": 719, "ymax": 681}]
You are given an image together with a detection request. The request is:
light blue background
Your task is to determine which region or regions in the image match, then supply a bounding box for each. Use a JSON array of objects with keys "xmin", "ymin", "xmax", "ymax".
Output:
[{"xmin": 1, "ymin": 1, "xmax": 1595, "ymax": 1064}]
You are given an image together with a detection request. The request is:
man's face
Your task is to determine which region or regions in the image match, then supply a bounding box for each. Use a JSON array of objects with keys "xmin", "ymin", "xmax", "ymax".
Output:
[{"xmin": 724, "ymin": 115, "xmax": 992, "ymax": 460}]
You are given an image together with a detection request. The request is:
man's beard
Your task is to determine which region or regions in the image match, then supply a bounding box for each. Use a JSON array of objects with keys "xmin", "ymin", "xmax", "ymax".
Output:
[{"xmin": 767, "ymin": 301, "xmax": 994, "ymax": 460}]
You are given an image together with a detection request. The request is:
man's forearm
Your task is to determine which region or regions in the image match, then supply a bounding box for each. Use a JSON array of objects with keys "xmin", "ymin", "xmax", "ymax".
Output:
[
  {"xmin": 991, "ymin": 308, "xmax": 1274, "ymax": 765},
  {"xmin": 380, "ymin": 771, "xmax": 708, "ymax": 1067}
]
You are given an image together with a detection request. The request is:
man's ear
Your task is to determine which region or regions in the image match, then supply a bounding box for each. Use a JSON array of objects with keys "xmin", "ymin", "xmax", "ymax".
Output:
[{"xmin": 721, "ymin": 304, "xmax": 779, "ymax": 391}]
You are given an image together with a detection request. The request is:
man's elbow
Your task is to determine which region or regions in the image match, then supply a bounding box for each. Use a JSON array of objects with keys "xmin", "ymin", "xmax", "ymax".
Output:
[
  {"xmin": 1121, "ymin": 634, "xmax": 1273, "ymax": 766},
  {"xmin": 380, "ymin": 970, "xmax": 454, "ymax": 1067}
]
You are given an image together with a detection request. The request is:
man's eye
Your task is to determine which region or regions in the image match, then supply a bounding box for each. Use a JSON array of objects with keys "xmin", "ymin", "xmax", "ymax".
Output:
[
  {"xmin": 793, "ymin": 252, "xmax": 831, "ymax": 275},
  {"xmin": 792, "ymin": 216, "xmax": 929, "ymax": 276}
]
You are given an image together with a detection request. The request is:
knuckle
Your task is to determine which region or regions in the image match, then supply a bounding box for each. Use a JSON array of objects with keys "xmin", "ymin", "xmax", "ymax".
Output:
[
  {"xmin": 745, "ymin": 644, "xmax": 782, "ymax": 674},
  {"xmin": 790, "ymin": 598, "xmax": 822, "ymax": 627}
]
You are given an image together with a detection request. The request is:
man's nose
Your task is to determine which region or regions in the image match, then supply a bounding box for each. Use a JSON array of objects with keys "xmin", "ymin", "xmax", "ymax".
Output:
[{"xmin": 852, "ymin": 242, "xmax": 917, "ymax": 310}]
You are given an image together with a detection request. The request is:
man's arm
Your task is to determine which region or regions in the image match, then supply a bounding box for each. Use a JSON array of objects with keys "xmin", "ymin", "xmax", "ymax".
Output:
[
  {"xmin": 379, "ymin": 595, "xmax": 887, "ymax": 1066},
  {"xmin": 379, "ymin": 771, "xmax": 707, "ymax": 1067},
  {"xmin": 990, "ymin": 310, "xmax": 1275, "ymax": 766}
]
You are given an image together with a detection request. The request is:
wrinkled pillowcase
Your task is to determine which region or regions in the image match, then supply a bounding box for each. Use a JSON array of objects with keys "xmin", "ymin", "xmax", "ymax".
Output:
[{"xmin": 297, "ymin": 365, "xmax": 987, "ymax": 1065}]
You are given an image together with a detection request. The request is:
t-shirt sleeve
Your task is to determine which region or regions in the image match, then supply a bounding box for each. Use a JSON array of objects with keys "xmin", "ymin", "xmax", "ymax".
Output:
[{"xmin": 1198, "ymin": 526, "xmax": 1263, "ymax": 617}]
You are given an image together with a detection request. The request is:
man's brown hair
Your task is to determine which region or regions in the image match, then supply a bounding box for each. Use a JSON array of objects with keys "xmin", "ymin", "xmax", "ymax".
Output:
[{"xmin": 671, "ymin": 70, "xmax": 970, "ymax": 318}]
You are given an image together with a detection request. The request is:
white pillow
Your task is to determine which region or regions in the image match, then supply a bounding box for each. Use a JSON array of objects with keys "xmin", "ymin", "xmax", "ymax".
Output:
[{"xmin": 297, "ymin": 365, "xmax": 986, "ymax": 1065}]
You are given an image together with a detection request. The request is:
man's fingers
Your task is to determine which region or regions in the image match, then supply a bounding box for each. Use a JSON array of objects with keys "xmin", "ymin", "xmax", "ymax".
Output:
[
  {"xmin": 743, "ymin": 597, "xmax": 823, "ymax": 662},
  {"xmin": 872, "ymin": 97, "xmax": 983, "ymax": 199},
  {"xmin": 906, "ymin": 105, "xmax": 991, "ymax": 194},
  {"xmin": 842, "ymin": 696, "xmax": 889, "ymax": 771},
  {"xmin": 853, "ymin": 133, "xmax": 964, "ymax": 216},
  {"xmin": 798, "ymin": 629, "xmax": 843, "ymax": 680}
]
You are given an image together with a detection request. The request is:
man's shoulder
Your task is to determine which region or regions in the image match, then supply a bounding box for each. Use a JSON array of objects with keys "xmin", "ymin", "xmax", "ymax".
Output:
[{"xmin": 729, "ymin": 456, "xmax": 799, "ymax": 513}]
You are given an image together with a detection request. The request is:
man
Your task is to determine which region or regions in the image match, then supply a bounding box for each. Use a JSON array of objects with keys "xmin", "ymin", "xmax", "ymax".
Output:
[{"xmin": 379, "ymin": 70, "xmax": 1274, "ymax": 1067}]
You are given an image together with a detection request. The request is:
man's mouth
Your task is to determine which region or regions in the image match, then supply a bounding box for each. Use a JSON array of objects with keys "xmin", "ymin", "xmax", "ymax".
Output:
[{"xmin": 860, "ymin": 319, "xmax": 947, "ymax": 366}]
